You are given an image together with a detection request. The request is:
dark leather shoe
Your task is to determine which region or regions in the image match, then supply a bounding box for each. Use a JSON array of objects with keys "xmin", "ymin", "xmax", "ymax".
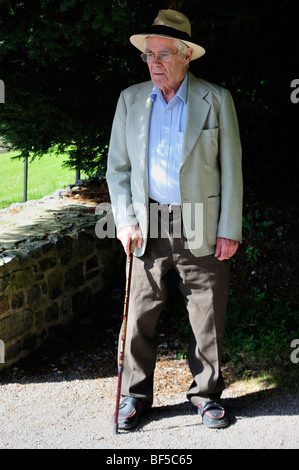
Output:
[
  {"xmin": 114, "ymin": 397, "xmax": 150, "ymax": 430},
  {"xmin": 198, "ymin": 402, "xmax": 229, "ymax": 428}
]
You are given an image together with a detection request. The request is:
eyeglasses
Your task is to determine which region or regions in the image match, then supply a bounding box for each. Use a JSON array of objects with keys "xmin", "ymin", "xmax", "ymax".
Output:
[{"xmin": 141, "ymin": 50, "xmax": 179, "ymax": 63}]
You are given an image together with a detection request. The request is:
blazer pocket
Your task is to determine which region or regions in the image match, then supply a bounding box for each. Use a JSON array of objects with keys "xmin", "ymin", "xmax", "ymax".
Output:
[
  {"xmin": 207, "ymin": 195, "xmax": 220, "ymax": 246},
  {"xmin": 199, "ymin": 128, "xmax": 219, "ymax": 167},
  {"xmin": 201, "ymin": 128, "xmax": 219, "ymax": 138}
]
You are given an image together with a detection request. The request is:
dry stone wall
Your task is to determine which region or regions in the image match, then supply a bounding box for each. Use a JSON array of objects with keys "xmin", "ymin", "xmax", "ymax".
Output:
[{"xmin": 0, "ymin": 226, "xmax": 121, "ymax": 371}]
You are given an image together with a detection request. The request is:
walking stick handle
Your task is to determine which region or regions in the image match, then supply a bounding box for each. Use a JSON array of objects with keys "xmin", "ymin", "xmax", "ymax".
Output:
[{"xmin": 129, "ymin": 233, "xmax": 139, "ymax": 253}]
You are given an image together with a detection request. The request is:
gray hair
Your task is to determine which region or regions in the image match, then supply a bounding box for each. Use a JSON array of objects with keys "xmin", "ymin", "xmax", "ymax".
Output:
[
  {"xmin": 143, "ymin": 38, "xmax": 190, "ymax": 60},
  {"xmin": 173, "ymin": 39, "xmax": 189, "ymax": 59}
]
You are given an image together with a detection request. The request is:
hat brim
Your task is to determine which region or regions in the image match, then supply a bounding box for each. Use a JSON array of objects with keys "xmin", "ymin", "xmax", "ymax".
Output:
[{"xmin": 130, "ymin": 33, "xmax": 205, "ymax": 61}]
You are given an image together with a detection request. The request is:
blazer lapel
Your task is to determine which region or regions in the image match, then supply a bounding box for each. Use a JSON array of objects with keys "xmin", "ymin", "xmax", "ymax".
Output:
[
  {"xmin": 130, "ymin": 83, "xmax": 153, "ymax": 200},
  {"xmin": 180, "ymin": 73, "xmax": 211, "ymax": 169}
]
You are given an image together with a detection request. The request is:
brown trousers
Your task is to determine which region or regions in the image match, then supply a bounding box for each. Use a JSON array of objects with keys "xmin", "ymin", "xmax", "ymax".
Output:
[{"xmin": 120, "ymin": 206, "xmax": 230, "ymax": 406}]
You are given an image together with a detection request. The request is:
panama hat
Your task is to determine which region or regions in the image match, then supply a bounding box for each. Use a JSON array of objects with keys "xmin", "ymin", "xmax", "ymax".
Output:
[{"xmin": 130, "ymin": 9, "xmax": 205, "ymax": 61}]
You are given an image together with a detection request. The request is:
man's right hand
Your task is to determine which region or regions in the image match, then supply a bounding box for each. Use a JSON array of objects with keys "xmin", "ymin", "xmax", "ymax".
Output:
[{"xmin": 117, "ymin": 225, "xmax": 143, "ymax": 255}]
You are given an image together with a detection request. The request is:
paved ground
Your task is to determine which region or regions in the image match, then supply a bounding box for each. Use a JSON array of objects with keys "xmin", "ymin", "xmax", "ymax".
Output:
[
  {"xmin": 0, "ymin": 380, "xmax": 298, "ymax": 450},
  {"xmin": 0, "ymin": 335, "xmax": 298, "ymax": 450}
]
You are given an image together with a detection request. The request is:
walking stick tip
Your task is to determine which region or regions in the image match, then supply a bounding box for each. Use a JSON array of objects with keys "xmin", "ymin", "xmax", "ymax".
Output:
[{"xmin": 112, "ymin": 423, "xmax": 118, "ymax": 435}]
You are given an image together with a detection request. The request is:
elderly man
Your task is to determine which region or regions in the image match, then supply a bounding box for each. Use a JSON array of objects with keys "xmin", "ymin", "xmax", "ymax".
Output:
[{"xmin": 106, "ymin": 9, "xmax": 243, "ymax": 429}]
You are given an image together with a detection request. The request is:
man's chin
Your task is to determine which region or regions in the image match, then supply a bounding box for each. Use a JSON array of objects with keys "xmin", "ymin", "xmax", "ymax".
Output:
[{"xmin": 151, "ymin": 73, "xmax": 165, "ymax": 84}]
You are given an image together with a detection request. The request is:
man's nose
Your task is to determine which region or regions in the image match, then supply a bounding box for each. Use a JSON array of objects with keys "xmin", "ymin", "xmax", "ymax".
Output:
[{"xmin": 152, "ymin": 55, "xmax": 162, "ymax": 64}]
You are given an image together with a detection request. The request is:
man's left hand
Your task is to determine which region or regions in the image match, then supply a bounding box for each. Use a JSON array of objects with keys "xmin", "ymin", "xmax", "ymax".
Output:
[{"xmin": 215, "ymin": 237, "xmax": 239, "ymax": 261}]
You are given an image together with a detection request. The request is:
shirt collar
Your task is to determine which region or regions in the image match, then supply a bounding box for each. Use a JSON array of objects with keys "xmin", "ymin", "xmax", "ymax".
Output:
[{"xmin": 150, "ymin": 73, "xmax": 188, "ymax": 104}]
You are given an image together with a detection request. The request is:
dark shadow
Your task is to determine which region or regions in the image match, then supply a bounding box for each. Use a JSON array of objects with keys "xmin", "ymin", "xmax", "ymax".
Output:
[{"xmin": 0, "ymin": 291, "xmax": 124, "ymax": 385}]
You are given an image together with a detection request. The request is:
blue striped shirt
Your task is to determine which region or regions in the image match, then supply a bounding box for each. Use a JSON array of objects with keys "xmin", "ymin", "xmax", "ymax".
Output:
[{"xmin": 148, "ymin": 74, "xmax": 188, "ymax": 205}]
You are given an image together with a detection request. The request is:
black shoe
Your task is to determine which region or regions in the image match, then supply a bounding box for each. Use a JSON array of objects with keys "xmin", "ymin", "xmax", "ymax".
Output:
[
  {"xmin": 198, "ymin": 401, "xmax": 229, "ymax": 428},
  {"xmin": 113, "ymin": 397, "xmax": 149, "ymax": 430}
]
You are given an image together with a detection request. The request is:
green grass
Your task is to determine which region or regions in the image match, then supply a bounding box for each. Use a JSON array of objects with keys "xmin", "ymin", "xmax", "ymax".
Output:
[{"xmin": 0, "ymin": 151, "xmax": 76, "ymax": 209}]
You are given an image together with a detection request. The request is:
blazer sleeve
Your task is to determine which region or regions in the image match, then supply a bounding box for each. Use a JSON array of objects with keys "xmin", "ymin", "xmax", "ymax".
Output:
[
  {"xmin": 106, "ymin": 91, "xmax": 139, "ymax": 231},
  {"xmin": 217, "ymin": 90, "xmax": 243, "ymax": 242}
]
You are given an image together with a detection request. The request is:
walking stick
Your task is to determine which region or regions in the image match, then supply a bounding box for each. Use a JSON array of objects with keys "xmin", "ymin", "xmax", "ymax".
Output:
[{"xmin": 112, "ymin": 233, "xmax": 139, "ymax": 435}]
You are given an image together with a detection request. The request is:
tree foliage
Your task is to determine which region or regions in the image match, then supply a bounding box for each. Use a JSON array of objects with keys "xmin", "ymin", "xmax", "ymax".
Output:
[
  {"xmin": 0, "ymin": 0, "xmax": 139, "ymax": 173},
  {"xmin": 0, "ymin": 0, "xmax": 297, "ymax": 186}
]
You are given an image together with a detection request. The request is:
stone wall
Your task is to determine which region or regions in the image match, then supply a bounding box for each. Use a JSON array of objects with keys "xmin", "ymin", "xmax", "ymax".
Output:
[{"xmin": 0, "ymin": 226, "xmax": 122, "ymax": 371}]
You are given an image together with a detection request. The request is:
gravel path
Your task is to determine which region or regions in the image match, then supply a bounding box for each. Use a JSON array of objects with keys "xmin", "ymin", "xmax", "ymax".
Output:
[
  {"xmin": 0, "ymin": 378, "xmax": 298, "ymax": 450},
  {"xmin": 0, "ymin": 334, "xmax": 298, "ymax": 450}
]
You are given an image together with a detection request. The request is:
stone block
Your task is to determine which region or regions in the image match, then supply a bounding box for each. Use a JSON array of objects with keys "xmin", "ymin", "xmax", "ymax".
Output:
[
  {"xmin": 0, "ymin": 309, "xmax": 33, "ymax": 342},
  {"xmin": 27, "ymin": 284, "xmax": 41, "ymax": 305},
  {"xmin": 5, "ymin": 340, "xmax": 22, "ymax": 361},
  {"xmin": 45, "ymin": 303, "xmax": 59, "ymax": 324},
  {"xmin": 56, "ymin": 236, "xmax": 73, "ymax": 265},
  {"xmin": 48, "ymin": 272, "xmax": 63, "ymax": 300},
  {"xmin": 10, "ymin": 268, "xmax": 33, "ymax": 289},
  {"xmin": 0, "ymin": 274, "xmax": 9, "ymax": 292},
  {"xmin": 41, "ymin": 242, "xmax": 53, "ymax": 254},
  {"xmin": 11, "ymin": 292, "xmax": 24, "ymax": 310},
  {"xmin": 38, "ymin": 257, "xmax": 57, "ymax": 272},
  {"xmin": 65, "ymin": 263, "xmax": 84, "ymax": 289},
  {"xmin": 0, "ymin": 295, "xmax": 9, "ymax": 314},
  {"xmin": 86, "ymin": 255, "xmax": 98, "ymax": 271},
  {"xmin": 76, "ymin": 231, "xmax": 95, "ymax": 258}
]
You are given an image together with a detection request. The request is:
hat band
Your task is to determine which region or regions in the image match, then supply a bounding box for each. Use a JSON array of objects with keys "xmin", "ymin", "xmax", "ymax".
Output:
[{"xmin": 147, "ymin": 25, "xmax": 191, "ymax": 43}]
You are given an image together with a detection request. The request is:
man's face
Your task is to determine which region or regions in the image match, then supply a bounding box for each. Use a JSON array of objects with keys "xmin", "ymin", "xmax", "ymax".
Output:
[{"xmin": 145, "ymin": 37, "xmax": 192, "ymax": 91}]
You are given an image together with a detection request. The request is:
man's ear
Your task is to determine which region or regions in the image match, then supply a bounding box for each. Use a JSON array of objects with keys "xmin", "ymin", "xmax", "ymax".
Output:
[{"xmin": 185, "ymin": 47, "xmax": 194, "ymax": 64}]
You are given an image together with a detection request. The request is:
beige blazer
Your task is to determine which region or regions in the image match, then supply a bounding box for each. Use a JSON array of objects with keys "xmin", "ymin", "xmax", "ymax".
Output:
[{"xmin": 106, "ymin": 72, "xmax": 243, "ymax": 257}]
